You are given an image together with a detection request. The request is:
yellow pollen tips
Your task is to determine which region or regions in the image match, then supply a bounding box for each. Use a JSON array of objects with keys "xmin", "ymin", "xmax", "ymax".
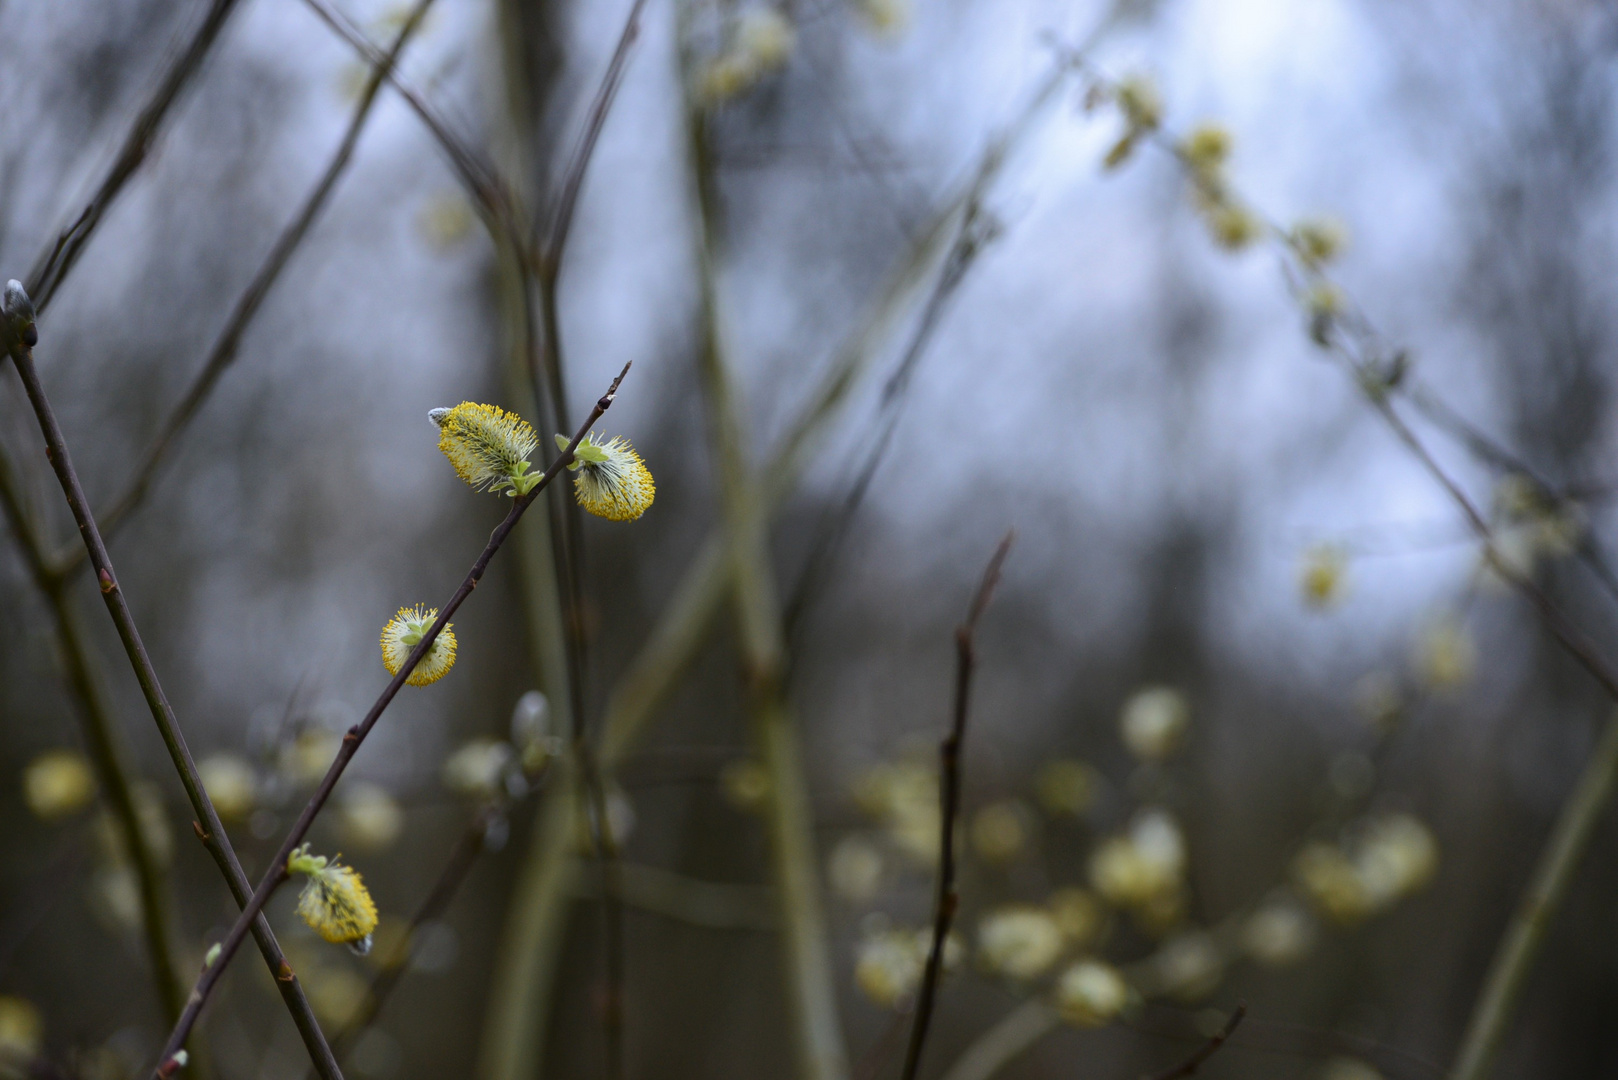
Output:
[
  {"xmin": 433, "ymin": 402, "xmax": 540, "ymax": 495},
  {"xmin": 380, "ymin": 605, "xmax": 457, "ymax": 686},
  {"xmin": 560, "ymin": 433, "xmax": 655, "ymax": 521},
  {"xmin": 288, "ymin": 845, "xmax": 379, "ymax": 947}
]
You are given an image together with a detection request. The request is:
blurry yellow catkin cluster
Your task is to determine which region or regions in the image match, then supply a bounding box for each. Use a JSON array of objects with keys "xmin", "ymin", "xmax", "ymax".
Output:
[
  {"xmin": 854, "ymin": 922, "xmax": 960, "ymax": 1008},
  {"xmin": 853, "ymin": 759, "xmax": 940, "ymax": 866},
  {"xmin": 1100, "ymin": 75, "xmax": 1163, "ymax": 170},
  {"xmin": 0, "ymin": 996, "xmax": 42, "ymax": 1063},
  {"xmin": 1300, "ymin": 544, "xmax": 1349, "ymax": 610},
  {"xmin": 1484, "ymin": 473, "xmax": 1582, "ymax": 586},
  {"xmin": 1089, "ymin": 807, "xmax": 1188, "ymax": 934},
  {"xmin": 23, "ymin": 751, "xmax": 94, "ymax": 821},
  {"xmin": 1293, "ymin": 813, "xmax": 1438, "ymax": 925},
  {"xmin": 696, "ymin": 7, "xmax": 796, "ymax": 106},
  {"xmin": 1170, "ymin": 121, "xmax": 1261, "ymax": 251}
]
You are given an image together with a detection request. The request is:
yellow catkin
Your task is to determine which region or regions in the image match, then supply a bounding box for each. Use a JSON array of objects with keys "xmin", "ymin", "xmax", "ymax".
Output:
[
  {"xmin": 435, "ymin": 402, "xmax": 538, "ymax": 493},
  {"xmin": 291, "ymin": 852, "xmax": 379, "ymax": 946},
  {"xmin": 380, "ymin": 605, "xmax": 457, "ymax": 686},
  {"xmin": 572, "ymin": 436, "xmax": 656, "ymax": 521}
]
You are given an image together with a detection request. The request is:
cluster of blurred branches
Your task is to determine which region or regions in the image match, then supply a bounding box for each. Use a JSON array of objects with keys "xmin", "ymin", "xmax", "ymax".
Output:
[{"xmin": 2, "ymin": 1, "xmax": 1618, "ymax": 1080}]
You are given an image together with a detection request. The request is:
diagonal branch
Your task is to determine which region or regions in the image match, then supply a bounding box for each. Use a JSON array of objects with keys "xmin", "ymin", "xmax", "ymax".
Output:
[
  {"xmin": 1146, "ymin": 1002, "xmax": 1247, "ymax": 1080},
  {"xmin": 49, "ymin": 0, "xmax": 440, "ymax": 572},
  {"xmin": 28, "ymin": 0, "xmax": 244, "ymax": 312},
  {"xmin": 147, "ymin": 361, "xmax": 633, "ymax": 1078},
  {"xmin": 0, "ymin": 296, "xmax": 343, "ymax": 1080},
  {"xmin": 898, "ymin": 533, "xmax": 1014, "ymax": 1080}
]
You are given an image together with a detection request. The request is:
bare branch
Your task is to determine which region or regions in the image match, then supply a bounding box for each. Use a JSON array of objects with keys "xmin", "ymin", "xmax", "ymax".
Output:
[
  {"xmin": 1145, "ymin": 1003, "xmax": 1246, "ymax": 1080},
  {"xmin": 899, "ymin": 532, "xmax": 1015, "ymax": 1080}
]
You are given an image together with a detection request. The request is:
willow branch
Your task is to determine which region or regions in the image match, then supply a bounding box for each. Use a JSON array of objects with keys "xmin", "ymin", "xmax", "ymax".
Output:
[
  {"xmin": 49, "ymin": 0, "xmax": 439, "ymax": 571},
  {"xmin": 0, "ymin": 305, "xmax": 342, "ymax": 1080},
  {"xmin": 27, "ymin": 0, "xmax": 244, "ymax": 312},
  {"xmin": 899, "ymin": 533, "xmax": 1014, "ymax": 1080},
  {"xmin": 1147, "ymin": 1003, "xmax": 1246, "ymax": 1080},
  {"xmin": 149, "ymin": 361, "xmax": 632, "ymax": 1077},
  {"xmin": 0, "ymin": 448, "xmax": 183, "ymax": 1023}
]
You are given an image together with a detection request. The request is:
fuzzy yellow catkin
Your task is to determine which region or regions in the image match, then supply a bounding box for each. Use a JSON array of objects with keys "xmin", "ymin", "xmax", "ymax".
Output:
[
  {"xmin": 380, "ymin": 605, "xmax": 457, "ymax": 686},
  {"xmin": 289, "ymin": 845, "xmax": 379, "ymax": 947},
  {"xmin": 432, "ymin": 402, "xmax": 539, "ymax": 494},
  {"xmin": 562, "ymin": 433, "xmax": 656, "ymax": 521}
]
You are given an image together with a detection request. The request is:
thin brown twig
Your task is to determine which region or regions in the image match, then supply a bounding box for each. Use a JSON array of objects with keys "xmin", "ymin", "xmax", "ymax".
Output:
[
  {"xmin": 0, "ymin": 298, "xmax": 343, "ymax": 1080},
  {"xmin": 27, "ymin": 0, "xmax": 244, "ymax": 312},
  {"xmin": 1145, "ymin": 1003, "xmax": 1247, "ymax": 1080},
  {"xmin": 330, "ymin": 805, "xmax": 501, "ymax": 1062},
  {"xmin": 148, "ymin": 361, "xmax": 633, "ymax": 1077},
  {"xmin": 49, "ymin": 0, "xmax": 440, "ymax": 572},
  {"xmin": 899, "ymin": 530, "xmax": 1015, "ymax": 1080}
]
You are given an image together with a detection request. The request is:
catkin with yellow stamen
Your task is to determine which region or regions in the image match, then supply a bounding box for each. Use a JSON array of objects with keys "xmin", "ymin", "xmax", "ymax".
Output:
[
  {"xmin": 558, "ymin": 433, "xmax": 655, "ymax": 521},
  {"xmin": 431, "ymin": 402, "xmax": 540, "ymax": 495},
  {"xmin": 288, "ymin": 845, "xmax": 378, "ymax": 949},
  {"xmin": 380, "ymin": 605, "xmax": 457, "ymax": 686}
]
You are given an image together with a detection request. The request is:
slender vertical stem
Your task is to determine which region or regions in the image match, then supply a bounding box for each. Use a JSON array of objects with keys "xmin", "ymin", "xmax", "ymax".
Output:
[
  {"xmin": 1450, "ymin": 712, "xmax": 1618, "ymax": 1080},
  {"xmin": 899, "ymin": 535, "xmax": 1013, "ymax": 1080},
  {"xmin": 685, "ymin": 89, "xmax": 851, "ymax": 1080},
  {"xmin": 1, "ymin": 325, "xmax": 343, "ymax": 1080},
  {"xmin": 0, "ymin": 449, "xmax": 183, "ymax": 1023}
]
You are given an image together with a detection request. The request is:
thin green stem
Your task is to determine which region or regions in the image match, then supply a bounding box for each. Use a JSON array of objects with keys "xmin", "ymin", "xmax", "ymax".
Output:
[{"xmin": 1450, "ymin": 711, "xmax": 1618, "ymax": 1080}]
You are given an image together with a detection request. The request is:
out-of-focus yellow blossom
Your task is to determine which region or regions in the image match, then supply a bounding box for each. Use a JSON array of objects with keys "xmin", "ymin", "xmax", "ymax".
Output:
[
  {"xmin": 561, "ymin": 433, "xmax": 655, "ymax": 521},
  {"xmin": 1048, "ymin": 888, "xmax": 1106, "ymax": 948},
  {"xmin": 1120, "ymin": 687, "xmax": 1189, "ymax": 760},
  {"xmin": 1300, "ymin": 544, "xmax": 1349, "ymax": 610},
  {"xmin": 1291, "ymin": 218, "xmax": 1348, "ymax": 266},
  {"xmin": 380, "ymin": 605, "xmax": 457, "ymax": 686},
  {"xmin": 970, "ymin": 800, "xmax": 1032, "ymax": 865},
  {"xmin": 1242, "ymin": 897, "xmax": 1316, "ymax": 967},
  {"xmin": 0, "ymin": 996, "xmax": 42, "ymax": 1061},
  {"xmin": 1293, "ymin": 842, "xmax": 1371, "ymax": 925},
  {"xmin": 1322, "ymin": 1058, "xmax": 1385, "ymax": 1080},
  {"xmin": 442, "ymin": 739, "xmax": 513, "ymax": 800},
  {"xmin": 1483, "ymin": 474, "xmax": 1582, "ymax": 587},
  {"xmin": 283, "ymin": 727, "xmax": 340, "ymax": 786},
  {"xmin": 697, "ymin": 7, "xmax": 796, "ymax": 105},
  {"xmin": 1307, "ymin": 283, "xmax": 1344, "ymax": 346},
  {"xmin": 854, "ymin": 760, "xmax": 940, "ymax": 866},
  {"xmin": 338, "ymin": 782, "xmax": 404, "ymax": 852},
  {"xmin": 720, "ymin": 759, "xmax": 770, "ymax": 813},
  {"xmin": 417, "ymin": 192, "xmax": 475, "ymax": 252},
  {"xmin": 289, "ymin": 845, "xmax": 379, "ymax": 950},
  {"xmin": 977, "ymin": 905, "xmax": 1065, "ymax": 981},
  {"xmin": 1208, "ymin": 201, "xmax": 1262, "ymax": 251},
  {"xmin": 1416, "ymin": 618, "xmax": 1475, "ymax": 690},
  {"xmin": 1148, "ymin": 930, "xmax": 1225, "ymax": 1002},
  {"xmin": 854, "ymin": 0, "xmax": 910, "ymax": 37},
  {"xmin": 1354, "ymin": 813, "xmax": 1438, "ymax": 906},
  {"xmin": 1102, "ymin": 75, "xmax": 1162, "ymax": 169},
  {"xmin": 23, "ymin": 750, "xmax": 94, "ymax": 821},
  {"xmin": 1354, "ymin": 671, "xmax": 1403, "ymax": 734},
  {"xmin": 510, "ymin": 691, "xmax": 559, "ymax": 773},
  {"xmin": 306, "ymin": 964, "xmax": 371, "ymax": 1029},
  {"xmin": 197, "ymin": 754, "xmax": 257, "ymax": 821},
  {"xmin": 1179, "ymin": 124, "xmax": 1231, "ymax": 177},
  {"xmin": 1090, "ymin": 808, "xmax": 1186, "ymax": 910},
  {"xmin": 1035, "ymin": 758, "xmax": 1099, "ymax": 816},
  {"xmin": 827, "ymin": 836, "xmax": 885, "ymax": 904},
  {"xmin": 854, "ymin": 926, "xmax": 923, "ymax": 1007},
  {"xmin": 1054, "ymin": 959, "xmax": 1129, "ymax": 1027}
]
